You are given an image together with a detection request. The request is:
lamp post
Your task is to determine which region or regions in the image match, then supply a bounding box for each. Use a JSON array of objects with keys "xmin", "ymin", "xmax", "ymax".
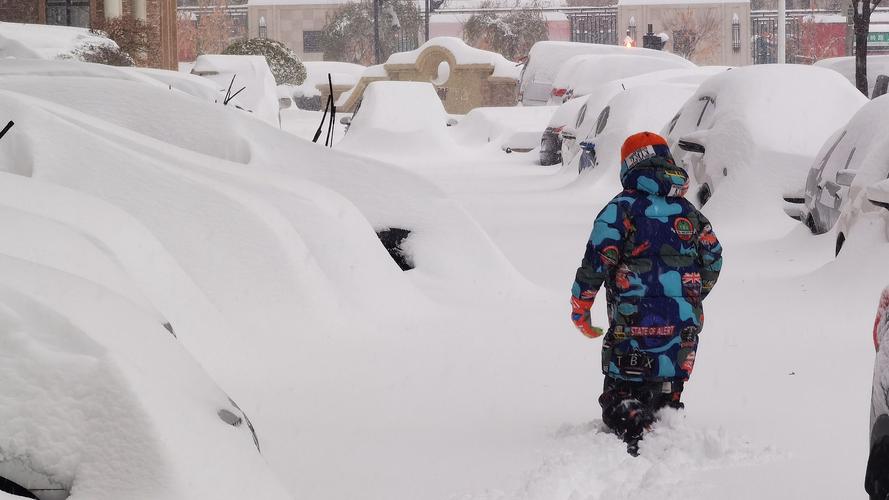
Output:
[{"xmin": 777, "ymin": 0, "xmax": 786, "ymax": 63}]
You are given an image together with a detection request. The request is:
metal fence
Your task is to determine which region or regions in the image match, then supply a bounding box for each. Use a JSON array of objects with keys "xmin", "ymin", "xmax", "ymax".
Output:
[{"xmin": 568, "ymin": 7, "xmax": 618, "ymax": 45}]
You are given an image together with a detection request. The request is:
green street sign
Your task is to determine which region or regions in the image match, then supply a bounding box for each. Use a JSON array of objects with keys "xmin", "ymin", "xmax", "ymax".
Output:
[{"xmin": 869, "ymin": 30, "xmax": 889, "ymax": 47}]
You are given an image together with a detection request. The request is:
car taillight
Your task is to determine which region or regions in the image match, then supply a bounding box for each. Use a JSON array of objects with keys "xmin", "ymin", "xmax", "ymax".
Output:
[
  {"xmin": 552, "ymin": 126, "xmax": 564, "ymax": 134},
  {"xmin": 552, "ymin": 88, "xmax": 567, "ymax": 97}
]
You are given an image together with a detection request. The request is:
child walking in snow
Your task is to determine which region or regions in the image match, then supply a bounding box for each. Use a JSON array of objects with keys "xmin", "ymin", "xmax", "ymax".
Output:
[{"xmin": 570, "ymin": 132, "xmax": 723, "ymax": 455}]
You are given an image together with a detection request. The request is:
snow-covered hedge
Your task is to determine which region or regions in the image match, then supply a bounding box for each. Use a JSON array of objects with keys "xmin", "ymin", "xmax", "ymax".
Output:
[{"xmin": 223, "ymin": 37, "xmax": 307, "ymax": 86}]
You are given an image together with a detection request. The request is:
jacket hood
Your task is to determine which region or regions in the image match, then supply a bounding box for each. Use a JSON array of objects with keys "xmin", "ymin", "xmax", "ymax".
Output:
[{"xmin": 620, "ymin": 155, "xmax": 690, "ymax": 197}]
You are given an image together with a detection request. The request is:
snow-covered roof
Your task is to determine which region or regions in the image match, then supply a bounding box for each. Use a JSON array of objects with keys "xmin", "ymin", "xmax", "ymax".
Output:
[{"xmin": 386, "ymin": 37, "xmax": 521, "ymax": 79}]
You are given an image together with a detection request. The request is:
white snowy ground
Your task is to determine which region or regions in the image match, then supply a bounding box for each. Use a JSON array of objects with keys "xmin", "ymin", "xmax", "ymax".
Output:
[
  {"xmin": 0, "ymin": 59, "xmax": 883, "ymax": 499},
  {"xmin": 304, "ymin": 139, "xmax": 887, "ymax": 500}
]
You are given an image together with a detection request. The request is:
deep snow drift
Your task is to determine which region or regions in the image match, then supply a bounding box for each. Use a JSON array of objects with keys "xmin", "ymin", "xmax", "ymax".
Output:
[{"xmin": 0, "ymin": 52, "xmax": 884, "ymax": 500}]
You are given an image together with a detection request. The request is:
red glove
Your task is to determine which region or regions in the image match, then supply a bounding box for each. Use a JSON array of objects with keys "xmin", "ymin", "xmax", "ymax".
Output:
[{"xmin": 571, "ymin": 296, "xmax": 604, "ymax": 339}]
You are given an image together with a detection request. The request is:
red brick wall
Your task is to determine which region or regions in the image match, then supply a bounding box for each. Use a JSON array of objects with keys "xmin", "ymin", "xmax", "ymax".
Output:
[{"xmin": 0, "ymin": 0, "xmax": 40, "ymax": 23}]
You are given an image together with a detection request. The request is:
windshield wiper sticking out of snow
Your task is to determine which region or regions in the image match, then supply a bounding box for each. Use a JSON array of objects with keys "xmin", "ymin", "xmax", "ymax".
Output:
[
  {"xmin": 312, "ymin": 74, "xmax": 336, "ymax": 148},
  {"xmin": 223, "ymin": 75, "xmax": 246, "ymax": 106},
  {"xmin": 0, "ymin": 121, "xmax": 13, "ymax": 141}
]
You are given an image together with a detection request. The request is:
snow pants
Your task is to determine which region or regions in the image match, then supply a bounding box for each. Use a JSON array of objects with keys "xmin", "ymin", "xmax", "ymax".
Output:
[{"xmin": 598, "ymin": 376, "xmax": 684, "ymax": 438}]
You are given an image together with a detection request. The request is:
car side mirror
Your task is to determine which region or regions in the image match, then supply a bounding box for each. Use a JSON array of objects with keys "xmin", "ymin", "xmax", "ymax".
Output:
[
  {"xmin": 824, "ymin": 180, "xmax": 842, "ymax": 197},
  {"xmin": 560, "ymin": 126, "xmax": 577, "ymax": 141},
  {"xmin": 446, "ymin": 118, "xmax": 458, "ymax": 127},
  {"xmin": 278, "ymin": 97, "xmax": 292, "ymax": 110},
  {"xmin": 867, "ymin": 184, "xmax": 889, "ymax": 210},
  {"xmin": 339, "ymin": 116, "xmax": 352, "ymax": 125},
  {"xmin": 836, "ymin": 169, "xmax": 857, "ymax": 187},
  {"xmin": 678, "ymin": 139, "xmax": 705, "ymax": 154}
]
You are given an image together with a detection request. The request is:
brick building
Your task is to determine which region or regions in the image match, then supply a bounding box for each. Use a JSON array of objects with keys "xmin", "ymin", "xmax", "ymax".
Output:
[{"xmin": 0, "ymin": 0, "xmax": 178, "ymax": 69}]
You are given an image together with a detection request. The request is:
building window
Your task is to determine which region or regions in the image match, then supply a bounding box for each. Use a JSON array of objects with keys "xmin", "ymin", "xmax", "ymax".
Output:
[
  {"xmin": 46, "ymin": 0, "xmax": 90, "ymax": 28},
  {"xmin": 303, "ymin": 30, "xmax": 322, "ymax": 53}
]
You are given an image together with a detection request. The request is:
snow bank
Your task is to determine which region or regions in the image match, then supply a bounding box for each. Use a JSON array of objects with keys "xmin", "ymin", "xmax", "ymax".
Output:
[
  {"xmin": 0, "ymin": 22, "xmax": 118, "ymax": 61},
  {"xmin": 191, "ymin": 54, "xmax": 280, "ymax": 126},
  {"xmin": 387, "ymin": 37, "xmax": 521, "ymax": 79},
  {"xmin": 123, "ymin": 67, "xmax": 221, "ymax": 102}
]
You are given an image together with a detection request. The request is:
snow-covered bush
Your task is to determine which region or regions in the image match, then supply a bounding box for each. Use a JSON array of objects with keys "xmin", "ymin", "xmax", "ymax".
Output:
[
  {"xmin": 67, "ymin": 41, "xmax": 135, "ymax": 67},
  {"xmin": 319, "ymin": 0, "xmax": 420, "ymax": 65},
  {"xmin": 462, "ymin": 2, "xmax": 548, "ymax": 61},
  {"xmin": 223, "ymin": 38, "xmax": 307, "ymax": 86}
]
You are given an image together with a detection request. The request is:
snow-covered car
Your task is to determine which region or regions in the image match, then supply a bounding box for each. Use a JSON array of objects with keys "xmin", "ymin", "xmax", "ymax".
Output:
[
  {"xmin": 867, "ymin": 285, "xmax": 889, "ymax": 499},
  {"xmin": 290, "ymin": 61, "xmax": 365, "ymax": 110},
  {"xmin": 450, "ymin": 105, "xmax": 557, "ymax": 153},
  {"xmin": 558, "ymin": 67, "xmax": 728, "ymax": 172},
  {"xmin": 539, "ymin": 96, "xmax": 588, "ymax": 165},
  {"xmin": 547, "ymin": 52, "xmax": 695, "ymax": 105},
  {"xmin": 815, "ymin": 55, "xmax": 889, "ymax": 99},
  {"xmin": 191, "ymin": 54, "xmax": 280, "ymax": 126},
  {"xmin": 337, "ymin": 81, "xmax": 459, "ymax": 156},
  {"xmin": 520, "ymin": 41, "xmax": 630, "ymax": 106},
  {"xmin": 664, "ymin": 64, "xmax": 866, "ymax": 209},
  {"xmin": 797, "ymin": 95, "xmax": 889, "ymax": 236},
  {"xmin": 567, "ymin": 82, "xmax": 698, "ymax": 175}
]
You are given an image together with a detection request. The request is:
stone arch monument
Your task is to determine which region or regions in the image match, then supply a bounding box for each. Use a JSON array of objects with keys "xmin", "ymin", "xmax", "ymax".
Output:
[{"xmin": 334, "ymin": 37, "xmax": 519, "ymax": 114}]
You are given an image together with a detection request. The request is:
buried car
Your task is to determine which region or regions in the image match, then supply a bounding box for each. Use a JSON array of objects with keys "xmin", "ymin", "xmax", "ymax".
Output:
[
  {"xmin": 558, "ymin": 67, "xmax": 727, "ymax": 174},
  {"xmin": 547, "ymin": 52, "xmax": 694, "ymax": 105},
  {"xmin": 664, "ymin": 64, "xmax": 866, "ymax": 209},
  {"xmin": 795, "ymin": 95, "xmax": 889, "ymax": 238}
]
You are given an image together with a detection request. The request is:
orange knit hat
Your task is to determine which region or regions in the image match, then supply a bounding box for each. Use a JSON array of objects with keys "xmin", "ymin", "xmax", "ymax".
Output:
[{"xmin": 620, "ymin": 131, "xmax": 669, "ymax": 164}]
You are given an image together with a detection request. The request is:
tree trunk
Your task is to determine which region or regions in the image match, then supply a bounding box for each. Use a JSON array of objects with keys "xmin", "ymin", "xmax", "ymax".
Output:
[{"xmin": 854, "ymin": 1, "xmax": 871, "ymax": 96}]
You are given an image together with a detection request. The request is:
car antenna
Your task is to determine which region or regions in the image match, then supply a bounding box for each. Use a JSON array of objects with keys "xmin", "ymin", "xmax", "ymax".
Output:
[{"xmin": 0, "ymin": 121, "xmax": 13, "ymax": 141}]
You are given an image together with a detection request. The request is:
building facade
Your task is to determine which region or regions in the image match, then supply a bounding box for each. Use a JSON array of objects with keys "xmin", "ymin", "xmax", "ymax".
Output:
[
  {"xmin": 247, "ymin": 0, "xmax": 340, "ymax": 61},
  {"xmin": 0, "ymin": 0, "xmax": 178, "ymax": 69},
  {"xmin": 618, "ymin": 0, "xmax": 752, "ymax": 66}
]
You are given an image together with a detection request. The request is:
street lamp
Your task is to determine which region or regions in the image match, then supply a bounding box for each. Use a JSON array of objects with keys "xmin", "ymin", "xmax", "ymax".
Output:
[
  {"xmin": 732, "ymin": 13, "xmax": 740, "ymax": 51},
  {"xmin": 628, "ymin": 16, "xmax": 637, "ymax": 43}
]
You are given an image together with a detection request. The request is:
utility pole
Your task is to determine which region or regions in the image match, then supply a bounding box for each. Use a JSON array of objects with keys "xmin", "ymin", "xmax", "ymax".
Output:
[
  {"xmin": 777, "ymin": 0, "xmax": 786, "ymax": 63},
  {"xmin": 425, "ymin": 0, "xmax": 430, "ymax": 42},
  {"xmin": 374, "ymin": 0, "xmax": 381, "ymax": 64}
]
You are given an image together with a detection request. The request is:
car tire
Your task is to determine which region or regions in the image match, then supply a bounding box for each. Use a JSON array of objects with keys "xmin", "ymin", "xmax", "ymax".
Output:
[
  {"xmin": 697, "ymin": 184, "xmax": 712, "ymax": 207},
  {"xmin": 836, "ymin": 232, "xmax": 846, "ymax": 256}
]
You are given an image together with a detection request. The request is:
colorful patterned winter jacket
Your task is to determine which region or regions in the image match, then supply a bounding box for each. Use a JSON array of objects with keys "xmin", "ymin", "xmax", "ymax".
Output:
[{"xmin": 572, "ymin": 156, "xmax": 723, "ymax": 382}]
